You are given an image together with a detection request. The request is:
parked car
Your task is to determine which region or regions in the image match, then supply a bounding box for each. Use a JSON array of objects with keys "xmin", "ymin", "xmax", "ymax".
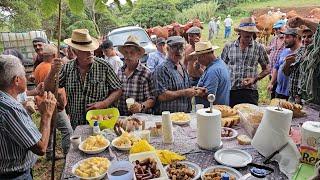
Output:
[{"xmin": 107, "ymin": 26, "xmax": 156, "ymax": 63}]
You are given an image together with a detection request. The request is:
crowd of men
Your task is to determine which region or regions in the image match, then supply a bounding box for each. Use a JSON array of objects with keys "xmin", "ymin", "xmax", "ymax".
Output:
[{"xmin": 0, "ymin": 15, "xmax": 319, "ymax": 179}]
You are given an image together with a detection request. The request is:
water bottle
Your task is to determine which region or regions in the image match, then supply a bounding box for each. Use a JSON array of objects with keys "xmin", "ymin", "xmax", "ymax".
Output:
[{"xmin": 93, "ymin": 120, "xmax": 100, "ymax": 135}]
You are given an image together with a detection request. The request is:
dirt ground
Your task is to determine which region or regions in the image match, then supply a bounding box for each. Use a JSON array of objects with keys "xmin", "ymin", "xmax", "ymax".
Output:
[{"xmin": 251, "ymin": 6, "xmax": 320, "ymax": 17}]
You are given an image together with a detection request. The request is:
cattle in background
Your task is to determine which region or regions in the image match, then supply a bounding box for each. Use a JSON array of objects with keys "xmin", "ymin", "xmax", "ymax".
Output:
[{"xmin": 255, "ymin": 13, "xmax": 282, "ymax": 44}]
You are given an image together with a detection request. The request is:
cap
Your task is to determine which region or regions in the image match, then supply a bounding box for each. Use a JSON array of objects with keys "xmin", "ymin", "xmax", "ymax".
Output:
[
  {"xmin": 166, "ymin": 36, "xmax": 185, "ymax": 46},
  {"xmin": 32, "ymin": 37, "xmax": 47, "ymax": 44},
  {"xmin": 42, "ymin": 44, "xmax": 58, "ymax": 55},
  {"xmin": 156, "ymin": 37, "xmax": 166, "ymax": 45},
  {"xmin": 100, "ymin": 39, "xmax": 113, "ymax": 49},
  {"xmin": 273, "ymin": 20, "xmax": 286, "ymax": 29},
  {"xmin": 281, "ymin": 28, "xmax": 298, "ymax": 36},
  {"xmin": 186, "ymin": 27, "xmax": 201, "ymax": 34}
]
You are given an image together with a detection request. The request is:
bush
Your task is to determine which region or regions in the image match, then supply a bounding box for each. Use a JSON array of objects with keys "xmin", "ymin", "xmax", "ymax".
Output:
[
  {"xmin": 175, "ymin": 1, "xmax": 220, "ymax": 23},
  {"xmin": 130, "ymin": 0, "xmax": 178, "ymax": 28},
  {"xmin": 66, "ymin": 20, "xmax": 98, "ymax": 38}
]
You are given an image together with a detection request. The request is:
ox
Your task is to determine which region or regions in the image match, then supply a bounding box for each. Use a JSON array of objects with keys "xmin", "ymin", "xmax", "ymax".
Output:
[{"xmin": 255, "ymin": 13, "xmax": 282, "ymax": 44}]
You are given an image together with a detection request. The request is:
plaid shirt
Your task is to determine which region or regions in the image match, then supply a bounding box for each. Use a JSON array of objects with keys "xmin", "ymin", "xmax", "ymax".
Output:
[
  {"xmin": 152, "ymin": 60, "xmax": 192, "ymax": 115},
  {"xmin": 288, "ymin": 46, "xmax": 306, "ymax": 98},
  {"xmin": 268, "ymin": 35, "xmax": 285, "ymax": 74},
  {"xmin": 221, "ymin": 39, "xmax": 269, "ymax": 90},
  {"xmin": 59, "ymin": 57, "xmax": 122, "ymax": 128},
  {"xmin": 117, "ymin": 63, "xmax": 155, "ymax": 116},
  {"xmin": 0, "ymin": 91, "xmax": 41, "ymax": 173}
]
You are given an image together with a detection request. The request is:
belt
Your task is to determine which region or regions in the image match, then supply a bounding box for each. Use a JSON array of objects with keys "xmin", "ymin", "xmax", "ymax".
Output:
[{"xmin": 0, "ymin": 169, "xmax": 30, "ymax": 179}]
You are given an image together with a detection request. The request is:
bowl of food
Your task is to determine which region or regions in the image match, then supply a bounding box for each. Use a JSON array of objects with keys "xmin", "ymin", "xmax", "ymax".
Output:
[
  {"xmin": 112, "ymin": 131, "xmax": 140, "ymax": 151},
  {"xmin": 79, "ymin": 135, "xmax": 110, "ymax": 154},
  {"xmin": 221, "ymin": 127, "xmax": 238, "ymax": 140},
  {"xmin": 114, "ymin": 116, "xmax": 145, "ymax": 136},
  {"xmin": 72, "ymin": 157, "xmax": 111, "ymax": 180},
  {"xmin": 201, "ymin": 165, "xmax": 242, "ymax": 180},
  {"xmin": 129, "ymin": 151, "xmax": 168, "ymax": 180},
  {"xmin": 170, "ymin": 112, "xmax": 191, "ymax": 125},
  {"xmin": 86, "ymin": 108, "xmax": 120, "ymax": 130},
  {"xmin": 165, "ymin": 161, "xmax": 201, "ymax": 180}
]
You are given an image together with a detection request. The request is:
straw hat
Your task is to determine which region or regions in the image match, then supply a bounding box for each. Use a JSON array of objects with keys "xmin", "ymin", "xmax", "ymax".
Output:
[
  {"xmin": 234, "ymin": 17, "xmax": 259, "ymax": 33},
  {"xmin": 118, "ymin": 35, "xmax": 145, "ymax": 57},
  {"xmin": 64, "ymin": 29, "xmax": 99, "ymax": 52},
  {"xmin": 189, "ymin": 41, "xmax": 219, "ymax": 56}
]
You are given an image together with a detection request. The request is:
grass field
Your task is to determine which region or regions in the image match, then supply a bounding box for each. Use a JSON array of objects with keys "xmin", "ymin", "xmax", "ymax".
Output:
[{"xmin": 236, "ymin": 0, "xmax": 320, "ymax": 10}]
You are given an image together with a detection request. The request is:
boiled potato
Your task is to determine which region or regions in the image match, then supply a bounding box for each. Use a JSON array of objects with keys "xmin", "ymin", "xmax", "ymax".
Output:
[
  {"xmin": 75, "ymin": 157, "xmax": 110, "ymax": 178},
  {"xmin": 82, "ymin": 135, "xmax": 108, "ymax": 150}
]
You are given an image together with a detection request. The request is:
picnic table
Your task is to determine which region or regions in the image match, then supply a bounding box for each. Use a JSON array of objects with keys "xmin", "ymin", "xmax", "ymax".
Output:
[{"xmin": 61, "ymin": 104, "xmax": 319, "ymax": 180}]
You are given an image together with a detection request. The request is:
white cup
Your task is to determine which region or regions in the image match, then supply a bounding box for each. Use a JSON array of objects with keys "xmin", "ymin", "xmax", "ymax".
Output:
[
  {"xmin": 139, "ymin": 130, "xmax": 151, "ymax": 142},
  {"xmin": 126, "ymin": 98, "xmax": 135, "ymax": 109},
  {"xmin": 70, "ymin": 135, "xmax": 81, "ymax": 150},
  {"xmin": 196, "ymin": 104, "xmax": 205, "ymax": 111}
]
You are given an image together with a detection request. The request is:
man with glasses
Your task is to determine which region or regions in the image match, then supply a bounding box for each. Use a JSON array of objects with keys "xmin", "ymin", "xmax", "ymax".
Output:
[
  {"xmin": 266, "ymin": 20, "xmax": 286, "ymax": 98},
  {"xmin": 152, "ymin": 36, "xmax": 206, "ymax": 115}
]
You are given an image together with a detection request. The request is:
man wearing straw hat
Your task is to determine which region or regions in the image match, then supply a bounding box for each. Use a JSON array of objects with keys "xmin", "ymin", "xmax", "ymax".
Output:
[
  {"xmin": 152, "ymin": 36, "xmax": 206, "ymax": 115},
  {"xmin": 221, "ymin": 17, "xmax": 270, "ymax": 107},
  {"xmin": 190, "ymin": 41, "xmax": 231, "ymax": 106},
  {"xmin": 45, "ymin": 29, "xmax": 122, "ymax": 128},
  {"xmin": 117, "ymin": 35, "xmax": 155, "ymax": 116}
]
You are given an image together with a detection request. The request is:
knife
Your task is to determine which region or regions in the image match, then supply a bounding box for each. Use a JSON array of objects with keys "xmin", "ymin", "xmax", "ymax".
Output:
[{"xmin": 263, "ymin": 142, "xmax": 289, "ymax": 164}]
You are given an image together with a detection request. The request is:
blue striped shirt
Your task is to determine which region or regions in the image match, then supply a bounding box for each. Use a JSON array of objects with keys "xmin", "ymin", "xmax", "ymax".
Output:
[
  {"xmin": 0, "ymin": 91, "xmax": 41, "ymax": 173},
  {"xmin": 147, "ymin": 51, "xmax": 166, "ymax": 72},
  {"xmin": 152, "ymin": 59, "xmax": 192, "ymax": 115}
]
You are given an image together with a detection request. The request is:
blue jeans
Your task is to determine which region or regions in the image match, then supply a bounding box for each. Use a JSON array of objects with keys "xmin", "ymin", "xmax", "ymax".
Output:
[
  {"xmin": 224, "ymin": 26, "xmax": 231, "ymax": 38},
  {"xmin": 47, "ymin": 110, "xmax": 73, "ymax": 156},
  {"xmin": 0, "ymin": 169, "xmax": 32, "ymax": 180}
]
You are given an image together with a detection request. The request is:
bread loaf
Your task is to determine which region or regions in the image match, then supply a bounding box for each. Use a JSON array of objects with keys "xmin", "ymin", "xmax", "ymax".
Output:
[
  {"xmin": 237, "ymin": 135, "xmax": 251, "ymax": 145},
  {"xmin": 214, "ymin": 105, "xmax": 237, "ymax": 118}
]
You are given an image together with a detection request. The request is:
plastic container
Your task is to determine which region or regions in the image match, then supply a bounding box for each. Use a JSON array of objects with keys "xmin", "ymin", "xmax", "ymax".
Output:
[
  {"xmin": 86, "ymin": 108, "xmax": 120, "ymax": 130},
  {"xmin": 93, "ymin": 121, "xmax": 100, "ymax": 135},
  {"xmin": 107, "ymin": 161, "xmax": 134, "ymax": 180}
]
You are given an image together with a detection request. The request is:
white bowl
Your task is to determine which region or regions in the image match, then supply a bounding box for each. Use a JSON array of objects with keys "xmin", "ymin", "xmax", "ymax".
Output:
[
  {"xmin": 72, "ymin": 157, "xmax": 110, "ymax": 180},
  {"xmin": 172, "ymin": 118, "xmax": 191, "ymax": 125},
  {"xmin": 165, "ymin": 161, "xmax": 201, "ymax": 180},
  {"xmin": 201, "ymin": 165, "xmax": 242, "ymax": 180},
  {"xmin": 111, "ymin": 137, "xmax": 132, "ymax": 151},
  {"xmin": 78, "ymin": 138, "xmax": 110, "ymax": 154}
]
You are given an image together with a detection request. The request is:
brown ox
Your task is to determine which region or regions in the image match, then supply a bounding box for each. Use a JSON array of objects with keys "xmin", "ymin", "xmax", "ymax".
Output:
[
  {"xmin": 307, "ymin": 8, "xmax": 320, "ymax": 19},
  {"xmin": 255, "ymin": 13, "xmax": 282, "ymax": 44},
  {"xmin": 146, "ymin": 26, "xmax": 172, "ymax": 39},
  {"xmin": 287, "ymin": 10, "xmax": 298, "ymax": 19}
]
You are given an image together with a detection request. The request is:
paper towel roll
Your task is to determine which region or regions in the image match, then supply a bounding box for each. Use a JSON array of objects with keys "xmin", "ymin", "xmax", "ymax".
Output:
[
  {"xmin": 162, "ymin": 111, "xmax": 174, "ymax": 144},
  {"xmin": 302, "ymin": 121, "xmax": 320, "ymax": 148},
  {"xmin": 252, "ymin": 106, "xmax": 293, "ymax": 157},
  {"xmin": 196, "ymin": 108, "xmax": 221, "ymax": 150}
]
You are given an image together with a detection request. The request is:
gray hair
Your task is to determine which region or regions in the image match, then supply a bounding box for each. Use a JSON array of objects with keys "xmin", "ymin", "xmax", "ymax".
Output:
[{"xmin": 0, "ymin": 55, "xmax": 26, "ymax": 88}]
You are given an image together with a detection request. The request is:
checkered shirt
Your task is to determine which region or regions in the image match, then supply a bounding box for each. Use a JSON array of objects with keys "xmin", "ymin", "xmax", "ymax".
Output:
[
  {"xmin": 59, "ymin": 57, "xmax": 122, "ymax": 128},
  {"xmin": 117, "ymin": 63, "xmax": 155, "ymax": 116},
  {"xmin": 288, "ymin": 46, "xmax": 306, "ymax": 98},
  {"xmin": 221, "ymin": 39, "xmax": 269, "ymax": 90},
  {"xmin": 268, "ymin": 35, "xmax": 285, "ymax": 74},
  {"xmin": 152, "ymin": 60, "xmax": 192, "ymax": 115}
]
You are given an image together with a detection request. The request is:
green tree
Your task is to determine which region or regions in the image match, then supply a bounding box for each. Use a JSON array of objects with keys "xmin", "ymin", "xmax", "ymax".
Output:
[
  {"xmin": 66, "ymin": 20, "xmax": 98, "ymax": 38},
  {"xmin": 130, "ymin": 0, "xmax": 178, "ymax": 28}
]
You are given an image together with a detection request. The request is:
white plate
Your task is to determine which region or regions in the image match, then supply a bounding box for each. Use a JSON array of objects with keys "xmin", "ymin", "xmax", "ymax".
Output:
[
  {"xmin": 72, "ymin": 157, "xmax": 110, "ymax": 180},
  {"xmin": 111, "ymin": 137, "xmax": 132, "ymax": 151},
  {"xmin": 78, "ymin": 138, "xmax": 110, "ymax": 154},
  {"xmin": 165, "ymin": 161, "xmax": 201, "ymax": 180},
  {"xmin": 201, "ymin": 165, "xmax": 242, "ymax": 180},
  {"xmin": 129, "ymin": 151, "xmax": 168, "ymax": 180},
  {"xmin": 214, "ymin": 148, "xmax": 252, "ymax": 168},
  {"xmin": 221, "ymin": 127, "xmax": 238, "ymax": 140},
  {"xmin": 172, "ymin": 118, "xmax": 191, "ymax": 125}
]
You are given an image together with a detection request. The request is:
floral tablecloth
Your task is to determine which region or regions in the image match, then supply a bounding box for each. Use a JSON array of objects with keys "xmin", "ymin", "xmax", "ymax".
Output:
[{"xmin": 61, "ymin": 105, "xmax": 319, "ymax": 179}]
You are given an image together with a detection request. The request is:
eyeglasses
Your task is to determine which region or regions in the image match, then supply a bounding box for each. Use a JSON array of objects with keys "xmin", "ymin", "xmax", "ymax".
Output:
[{"xmin": 302, "ymin": 35, "xmax": 313, "ymax": 39}]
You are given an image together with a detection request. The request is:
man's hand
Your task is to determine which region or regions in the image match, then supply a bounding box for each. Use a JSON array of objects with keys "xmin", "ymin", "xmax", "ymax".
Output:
[
  {"xmin": 195, "ymin": 87, "xmax": 208, "ymax": 97},
  {"xmin": 242, "ymin": 78, "xmax": 256, "ymax": 87},
  {"xmin": 129, "ymin": 102, "xmax": 143, "ymax": 114},
  {"xmin": 38, "ymin": 91, "xmax": 57, "ymax": 117},
  {"xmin": 184, "ymin": 87, "xmax": 197, "ymax": 97},
  {"xmin": 287, "ymin": 16, "xmax": 304, "ymax": 28},
  {"xmin": 35, "ymin": 82, "xmax": 44, "ymax": 96},
  {"xmin": 51, "ymin": 58, "xmax": 63, "ymax": 75},
  {"xmin": 86, "ymin": 101, "xmax": 106, "ymax": 111},
  {"xmin": 267, "ymin": 83, "xmax": 274, "ymax": 92},
  {"xmin": 284, "ymin": 54, "xmax": 296, "ymax": 64}
]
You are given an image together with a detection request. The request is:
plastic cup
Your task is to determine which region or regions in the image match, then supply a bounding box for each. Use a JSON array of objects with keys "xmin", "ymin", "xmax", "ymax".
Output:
[
  {"xmin": 70, "ymin": 135, "xmax": 81, "ymax": 150},
  {"xmin": 107, "ymin": 161, "xmax": 134, "ymax": 180},
  {"xmin": 126, "ymin": 98, "xmax": 135, "ymax": 109}
]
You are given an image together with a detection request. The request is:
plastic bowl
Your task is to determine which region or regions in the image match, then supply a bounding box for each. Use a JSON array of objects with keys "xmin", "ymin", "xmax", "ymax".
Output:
[{"xmin": 86, "ymin": 108, "xmax": 120, "ymax": 130}]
